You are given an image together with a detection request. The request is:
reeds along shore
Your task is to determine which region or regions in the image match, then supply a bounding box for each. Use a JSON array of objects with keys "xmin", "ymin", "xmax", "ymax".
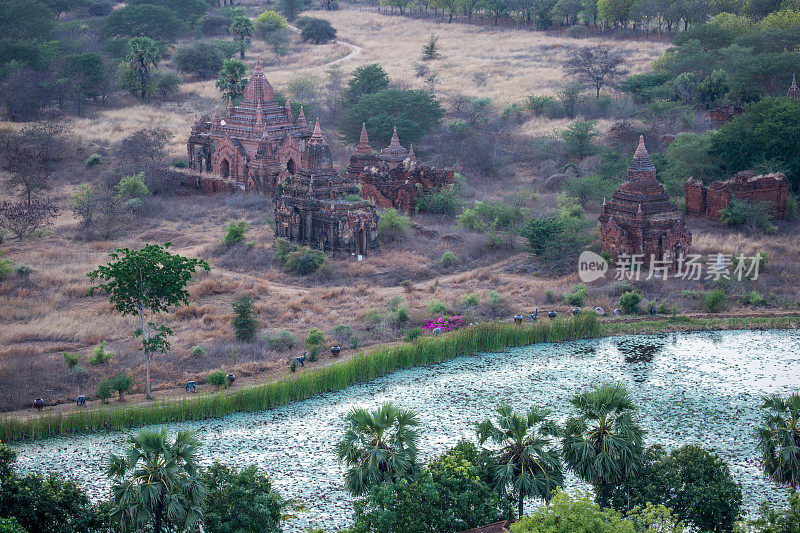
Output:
[
  {"xmin": 2, "ymin": 313, "xmax": 798, "ymax": 442},
  {"xmin": 0, "ymin": 314, "xmax": 602, "ymax": 442}
]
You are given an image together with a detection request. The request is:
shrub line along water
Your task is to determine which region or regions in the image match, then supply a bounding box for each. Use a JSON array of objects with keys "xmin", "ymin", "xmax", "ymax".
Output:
[{"xmin": 1, "ymin": 313, "xmax": 797, "ymax": 442}]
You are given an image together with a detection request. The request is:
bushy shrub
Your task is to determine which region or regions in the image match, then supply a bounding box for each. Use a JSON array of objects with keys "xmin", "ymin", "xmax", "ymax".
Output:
[
  {"xmin": 415, "ymin": 185, "xmax": 461, "ymax": 215},
  {"xmin": 191, "ymin": 345, "xmax": 206, "ymax": 357},
  {"xmin": 461, "ymin": 292, "xmax": 480, "ymax": 306},
  {"xmin": 85, "ymin": 154, "xmax": 102, "ymax": 167},
  {"xmin": 719, "ymin": 198, "xmax": 777, "ymax": 233},
  {"xmin": 62, "ymin": 352, "xmax": 81, "ymax": 369},
  {"xmin": 561, "ymin": 120, "xmax": 598, "ymax": 157},
  {"xmin": 173, "ymin": 42, "xmax": 224, "ymax": 79},
  {"xmin": 223, "ymin": 221, "xmax": 248, "ymax": 246},
  {"xmin": 440, "ymin": 251, "xmax": 456, "ymax": 269},
  {"xmin": 377, "ymin": 208, "xmax": 411, "ymax": 244},
  {"xmin": 115, "ymin": 172, "xmax": 149, "ymax": 202},
  {"xmin": 619, "ymin": 291, "xmax": 642, "ymax": 314},
  {"xmin": 231, "ymin": 293, "xmax": 259, "ymax": 342},
  {"xmin": 403, "ymin": 327, "xmax": 423, "ymax": 341},
  {"xmin": 332, "ymin": 324, "xmax": 354, "ymax": 343},
  {"xmin": 427, "ymin": 299, "xmax": 448, "ymax": 315},
  {"xmin": 525, "ymin": 94, "xmax": 556, "ymax": 115},
  {"xmin": 300, "ymin": 18, "xmax": 337, "ymax": 44},
  {"xmin": 261, "ymin": 329, "xmax": 297, "ymax": 351},
  {"xmin": 563, "ymin": 284, "xmax": 587, "ymax": 306},
  {"xmin": 703, "ymin": 289, "xmax": 727, "ymax": 313},
  {"xmin": 305, "ymin": 327, "xmax": 325, "ymax": 347},
  {"xmin": 745, "ymin": 290, "xmax": 765, "ymax": 306},
  {"xmin": 88, "ymin": 342, "xmax": 114, "ymax": 366},
  {"xmin": 110, "ymin": 372, "xmax": 133, "ymax": 401},
  {"xmin": 207, "ymin": 370, "xmax": 228, "ymax": 389},
  {"xmin": 96, "ymin": 379, "xmax": 112, "ymax": 403}
]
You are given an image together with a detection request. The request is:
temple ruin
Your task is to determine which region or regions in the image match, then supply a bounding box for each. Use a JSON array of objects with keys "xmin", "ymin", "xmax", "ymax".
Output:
[
  {"xmin": 274, "ymin": 120, "xmax": 379, "ymax": 256},
  {"xmin": 684, "ymin": 171, "xmax": 790, "ymax": 221},
  {"xmin": 599, "ymin": 136, "xmax": 692, "ymax": 263},
  {"xmin": 187, "ymin": 56, "xmax": 312, "ymax": 194},
  {"xmin": 347, "ymin": 125, "xmax": 455, "ymax": 215}
]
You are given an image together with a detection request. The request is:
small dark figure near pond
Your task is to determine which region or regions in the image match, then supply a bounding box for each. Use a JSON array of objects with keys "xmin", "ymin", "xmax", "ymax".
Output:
[
  {"xmin": 76, "ymin": 396, "xmax": 86, "ymax": 406},
  {"xmin": 186, "ymin": 381, "xmax": 197, "ymax": 393},
  {"xmin": 295, "ymin": 353, "xmax": 306, "ymax": 367},
  {"xmin": 548, "ymin": 311, "xmax": 557, "ymax": 319},
  {"xmin": 531, "ymin": 308, "xmax": 538, "ymax": 321},
  {"xmin": 572, "ymin": 308, "xmax": 581, "ymax": 316},
  {"xmin": 33, "ymin": 398, "xmax": 45, "ymax": 411},
  {"xmin": 227, "ymin": 374, "xmax": 236, "ymax": 384}
]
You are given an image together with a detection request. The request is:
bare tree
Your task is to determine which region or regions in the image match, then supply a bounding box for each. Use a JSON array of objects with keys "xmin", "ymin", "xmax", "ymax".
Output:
[
  {"xmin": 565, "ymin": 46, "xmax": 629, "ymax": 98},
  {"xmin": 1, "ymin": 134, "xmax": 52, "ymax": 205},
  {"xmin": 0, "ymin": 199, "xmax": 59, "ymax": 238}
]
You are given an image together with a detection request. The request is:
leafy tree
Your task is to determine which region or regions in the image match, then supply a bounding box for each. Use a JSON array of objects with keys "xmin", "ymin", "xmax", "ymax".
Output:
[
  {"xmin": 207, "ymin": 370, "xmax": 229, "ymax": 389},
  {"xmin": 174, "ymin": 42, "xmax": 224, "ymax": 79},
  {"xmin": 619, "ymin": 291, "xmax": 642, "ymax": 314},
  {"xmin": 735, "ymin": 490, "xmax": 800, "ymax": 533},
  {"xmin": 305, "ymin": 327, "xmax": 325, "ymax": 347},
  {"xmin": 103, "ymin": 4, "xmax": 186, "ymax": 40},
  {"xmin": 88, "ymin": 341, "xmax": 114, "ymax": 365},
  {"xmin": 202, "ymin": 462, "xmax": 288, "ymax": 533},
  {"xmin": 335, "ymin": 402, "xmax": 421, "ymax": 496},
  {"xmin": 232, "ymin": 293, "xmax": 259, "ymax": 342},
  {"xmin": 556, "ymin": 82, "xmax": 583, "ymax": 118},
  {"xmin": 115, "ymin": 172, "xmax": 150, "ymax": 202},
  {"xmin": 343, "ymin": 63, "xmax": 390, "ymax": 105},
  {"xmin": 561, "ymin": 120, "xmax": 599, "ymax": 157},
  {"xmin": 697, "ymin": 69, "xmax": 730, "ymax": 108},
  {"xmin": 340, "ymin": 88, "xmax": 444, "ymax": 148},
  {"xmin": 609, "ymin": 445, "xmax": 742, "ymax": 532},
  {"xmin": 661, "ymin": 133, "xmax": 717, "ymax": 194},
  {"xmin": 301, "ymin": 18, "xmax": 337, "ymax": 44},
  {"xmin": 88, "ymin": 244, "xmax": 210, "ymax": 398},
  {"xmin": 719, "ymin": 198, "xmax": 777, "ymax": 233},
  {"xmin": 122, "ymin": 37, "xmax": 162, "ymax": 99},
  {"xmin": 377, "ymin": 207, "xmax": 411, "ymax": 244},
  {"xmin": 223, "ymin": 220, "xmax": 248, "ymax": 245},
  {"xmin": 60, "ymin": 53, "xmax": 109, "ymax": 104},
  {"xmin": 279, "ymin": 0, "xmax": 306, "ymax": 21},
  {"xmin": 562, "ymin": 383, "xmax": 644, "ymax": 508},
  {"xmin": 0, "ymin": 0, "xmax": 55, "ymax": 42},
  {"xmin": 565, "ymin": 46, "xmax": 628, "ymax": 98},
  {"xmin": 0, "ymin": 442, "xmax": 106, "ymax": 533},
  {"xmin": 519, "ymin": 215, "xmax": 589, "ymax": 267},
  {"xmin": 274, "ymin": 240, "xmax": 326, "ymax": 275},
  {"xmin": 421, "ymin": 35, "xmax": 440, "ymax": 59},
  {"xmin": 111, "ymin": 372, "xmax": 133, "ymax": 402},
  {"xmin": 477, "ymin": 403, "xmax": 564, "ymax": 518},
  {"xmin": 106, "ymin": 429, "xmax": 205, "ymax": 533},
  {"xmin": 229, "ymin": 15, "xmax": 253, "ymax": 58},
  {"xmin": 96, "ymin": 378, "xmax": 112, "ymax": 403},
  {"xmin": 127, "ymin": 0, "xmax": 209, "ymax": 25},
  {"xmin": 216, "ymin": 59, "xmax": 248, "ymax": 102},
  {"xmin": 756, "ymin": 392, "xmax": 800, "ymax": 493}
]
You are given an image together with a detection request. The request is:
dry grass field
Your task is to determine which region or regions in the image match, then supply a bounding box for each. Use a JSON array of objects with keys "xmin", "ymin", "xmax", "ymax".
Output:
[{"xmin": 2, "ymin": 10, "xmax": 797, "ymax": 414}]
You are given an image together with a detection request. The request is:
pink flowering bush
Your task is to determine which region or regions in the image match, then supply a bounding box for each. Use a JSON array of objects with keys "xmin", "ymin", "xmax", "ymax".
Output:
[{"xmin": 423, "ymin": 315, "xmax": 464, "ymax": 332}]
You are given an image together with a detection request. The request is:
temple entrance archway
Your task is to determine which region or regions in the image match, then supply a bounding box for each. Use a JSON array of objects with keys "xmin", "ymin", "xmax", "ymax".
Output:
[
  {"xmin": 221, "ymin": 159, "xmax": 230, "ymax": 180},
  {"xmin": 287, "ymin": 158, "xmax": 296, "ymax": 175},
  {"xmin": 357, "ymin": 228, "xmax": 367, "ymax": 256}
]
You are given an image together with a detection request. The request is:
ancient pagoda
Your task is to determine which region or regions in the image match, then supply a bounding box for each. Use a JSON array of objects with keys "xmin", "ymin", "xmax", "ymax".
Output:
[{"xmin": 598, "ymin": 136, "xmax": 692, "ymax": 264}]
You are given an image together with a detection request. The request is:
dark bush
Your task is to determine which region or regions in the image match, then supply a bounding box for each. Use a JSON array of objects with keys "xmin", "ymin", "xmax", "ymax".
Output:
[
  {"xmin": 300, "ymin": 18, "xmax": 337, "ymax": 44},
  {"xmin": 173, "ymin": 42, "xmax": 224, "ymax": 79}
]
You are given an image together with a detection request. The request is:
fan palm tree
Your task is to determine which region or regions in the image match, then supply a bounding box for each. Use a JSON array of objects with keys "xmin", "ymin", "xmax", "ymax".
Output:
[
  {"xmin": 334, "ymin": 402, "xmax": 420, "ymax": 496},
  {"xmin": 476, "ymin": 403, "xmax": 564, "ymax": 518},
  {"xmin": 106, "ymin": 428, "xmax": 206, "ymax": 533},
  {"xmin": 216, "ymin": 59, "xmax": 248, "ymax": 103},
  {"xmin": 756, "ymin": 392, "xmax": 800, "ymax": 493},
  {"xmin": 229, "ymin": 16, "xmax": 253, "ymax": 58},
  {"xmin": 562, "ymin": 382, "xmax": 644, "ymax": 508}
]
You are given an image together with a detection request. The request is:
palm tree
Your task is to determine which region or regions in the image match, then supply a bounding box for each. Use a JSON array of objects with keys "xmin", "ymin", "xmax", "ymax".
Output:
[
  {"xmin": 334, "ymin": 402, "xmax": 420, "ymax": 496},
  {"xmin": 216, "ymin": 59, "xmax": 248, "ymax": 102},
  {"xmin": 106, "ymin": 429, "xmax": 206, "ymax": 533},
  {"xmin": 562, "ymin": 382, "xmax": 644, "ymax": 508},
  {"xmin": 229, "ymin": 16, "xmax": 253, "ymax": 58},
  {"xmin": 126, "ymin": 37, "xmax": 162, "ymax": 99},
  {"xmin": 756, "ymin": 392, "xmax": 800, "ymax": 493},
  {"xmin": 476, "ymin": 403, "xmax": 564, "ymax": 518}
]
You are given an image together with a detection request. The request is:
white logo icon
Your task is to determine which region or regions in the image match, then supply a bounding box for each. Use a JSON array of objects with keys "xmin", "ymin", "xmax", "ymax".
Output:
[{"xmin": 578, "ymin": 251, "xmax": 608, "ymax": 283}]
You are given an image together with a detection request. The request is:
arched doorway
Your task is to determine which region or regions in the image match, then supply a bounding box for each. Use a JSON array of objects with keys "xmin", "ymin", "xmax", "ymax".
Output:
[
  {"xmin": 286, "ymin": 158, "xmax": 296, "ymax": 175},
  {"xmin": 220, "ymin": 159, "xmax": 230, "ymax": 180},
  {"xmin": 357, "ymin": 228, "xmax": 367, "ymax": 256}
]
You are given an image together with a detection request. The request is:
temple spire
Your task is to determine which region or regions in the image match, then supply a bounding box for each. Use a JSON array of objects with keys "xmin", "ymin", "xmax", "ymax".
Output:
[
  {"xmin": 309, "ymin": 117, "xmax": 324, "ymax": 144},
  {"xmin": 285, "ymin": 99, "xmax": 293, "ymax": 122},
  {"xmin": 356, "ymin": 123, "xmax": 371, "ymax": 154},
  {"xmin": 408, "ymin": 143, "xmax": 415, "ymax": 159},
  {"xmin": 627, "ymin": 135, "xmax": 656, "ymax": 180},
  {"xmin": 255, "ymin": 100, "xmax": 263, "ymax": 126},
  {"xmin": 226, "ymin": 96, "xmax": 233, "ymax": 117},
  {"xmin": 297, "ymin": 106, "xmax": 307, "ymax": 127},
  {"xmin": 254, "ymin": 54, "xmax": 263, "ymax": 75},
  {"xmin": 213, "ymin": 106, "xmax": 220, "ymax": 125},
  {"xmin": 388, "ymin": 126, "xmax": 401, "ymax": 148},
  {"xmin": 789, "ymin": 73, "xmax": 799, "ymax": 99}
]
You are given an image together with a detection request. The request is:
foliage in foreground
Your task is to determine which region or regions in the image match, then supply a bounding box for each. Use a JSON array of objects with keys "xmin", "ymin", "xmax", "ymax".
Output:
[{"xmin": 274, "ymin": 238, "xmax": 326, "ymax": 275}]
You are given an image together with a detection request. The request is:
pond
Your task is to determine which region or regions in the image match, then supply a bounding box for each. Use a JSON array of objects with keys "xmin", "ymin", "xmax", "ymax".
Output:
[{"xmin": 13, "ymin": 329, "xmax": 800, "ymax": 531}]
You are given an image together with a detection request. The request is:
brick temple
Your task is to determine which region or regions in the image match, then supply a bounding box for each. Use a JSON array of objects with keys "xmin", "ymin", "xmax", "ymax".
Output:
[
  {"xmin": 274, "ymin": 120, "xmax": 379, "ymax": 256},
  {"xmin": 187, "ymin": 56, "xmax": 312, "ymax": 193},
  {"xmin": 347, "ymin": 125, "xmax": 455, "ymax": 215},
  {"xmin": 684, "ymin": 172, "xmax": 790, "ymax": 221},
  {"xmin": 789, "ymin": 73, "xmax": 799, "ymax": 99},
  {"xmin": 599, "ymin": 136, "xmax": 692, "ymax": 263}
]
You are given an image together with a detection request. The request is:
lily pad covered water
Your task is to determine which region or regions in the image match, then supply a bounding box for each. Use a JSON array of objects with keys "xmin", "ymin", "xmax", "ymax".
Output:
[{"xmin": 13, "ymin": 329, "xmax": 800, "ymax": 531}]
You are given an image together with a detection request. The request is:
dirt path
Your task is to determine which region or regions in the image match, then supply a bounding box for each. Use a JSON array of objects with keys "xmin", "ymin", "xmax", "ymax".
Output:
[{"xmin": 287, "ymin": 24, "xmax": 362, "ymax": 65}]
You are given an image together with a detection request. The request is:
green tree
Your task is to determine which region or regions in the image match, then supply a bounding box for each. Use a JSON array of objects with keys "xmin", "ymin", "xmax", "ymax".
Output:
[
  {"xmin": 556, "ymin": 82, "xmax": 583, "ymax": 118},
  {"xmin": 512, "ymin": 491, "xmax": 635, "ymax": 532},
  {"xmin": 335, "ymin": 402, "xmax": 421, "ymax": 496},
  {"xmin": 377, "ymin": 207, "xmax": 411, "ymax": 244},
  {"xmin": 223, "ymin": 220, "xmax": 248, "ymax": 245},
  {"xmin": 106, "ymin": 429, "xmax": 205, "ymax": 533},
  {"xmin": 735, "ymin": 490, "xmax": 800, "ymax": 533},
  {"xmin": 229, "ymin": 16, "xmax": 253, "ymax": 58},
  {"xmin": 279, "ymin": 0, "xmax": 305, "ymax": 21},
  {"xmin": 115, "ymin": 172, "xmax": 150, "ymax": 202},
  {"xmin": 609, "ymin": 445, "xmax": 742, "ymax": 532},
  {"xmin": 173, "ymin": 41, "xmax": 224, "ymax": 78},
  {"xmin": 0, "ymin": 442, "xmax": 105, "ymax": 533},
  {"xmin": 103, "ymin": 4, "xmax": 186, "ymax": 40},
  {"xmin": 619, "ymin": 291, "xmax": 642, "ymax": 314},
  {"xmin": 111, "ymin": 372, "xmax": 133, "ymax": 402},
  {"xmin": 232, "ymin": 293, "xmax": 259, "ymax": 342},
  {"xmin": 216, "ymin": 59, "xmax": 248, "ymax": 102},
  {"xmin": 340, "ymin": 88, "xmax": 444, "ymax": 148},
  {"xmin": 561, "ymin": 120, "xmax": 599, "ymax": 157},
  {"xmin": 697, "ymin": 69, "xmax": 730, "ymax": 108},
  {"xmin": 757, "ymin": 392, "xmax": 800, "ymax": 493},
  {"xmin": 88, "ymin": 243, "xmax": 210, "ymax": 398},
  {"xmin": 661, "ymin": 132, "xmax": 717, "ymax": 194},
  {"xmin": 123, "ymin": 37, "xmax": 163, "ymax": 99},
  {"xmin": 562, "ymin": 383, "xmax": 644, "ymax": 508},
  {"xmin": 343, "ymin": 63, "xmax": 390, "ymax": 105},
  {"xmin": 301, "ymin": 18, "xmax": 337, "ymax": 44},
  {"xmin": 202, "ymin": 462, "xmax": 288, "ymax": 533},
  {"xmin": 207, "ymin": 370, "xmax": 228, "ymax": 389},
  {"xmin": 0, "ymin": 0, "xmax": 55, "ymax": 42},
  {"xmin": 70, "ymin": 184, "xmax": 98, "ymax": 227},
  {"xmin": 564, "ymin": 46, "xmax": 628, "ymax": 98},
  {"xmin": 96, "ymin": 378, "xmax": 113, "ymax": 403},
  {"xmin": 477, "ymin": 403, "xmax": 564, "ymax": 518}
]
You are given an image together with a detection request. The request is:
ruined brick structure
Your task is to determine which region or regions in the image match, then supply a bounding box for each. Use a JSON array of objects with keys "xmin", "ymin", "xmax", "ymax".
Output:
[
  {"xmin": 187, "ymin": 56, "xmax": 312, "ymax": 193},
  {"xmin": 709, "ymin": 103, "xmax": 744, "ymax": 127},
  {"xmin": 684, "ymin": 172, "xmax": 790, "ymax": 221},
  {"xmin": 274, "ymin": 120, "xmax": 379, "ymax": 256},
  {"xmin": 599, "ymin": 136, "xmax": 692, "ymax": 263},
  {"xmin": 347, "ymin": 125, "xmax": 455, "ymax": 215}
]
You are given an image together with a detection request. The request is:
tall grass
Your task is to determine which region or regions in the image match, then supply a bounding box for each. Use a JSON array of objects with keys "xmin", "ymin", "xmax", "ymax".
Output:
[{"xmin": 0, "ymin": 314, "xmax": 601, "ymax": 442}]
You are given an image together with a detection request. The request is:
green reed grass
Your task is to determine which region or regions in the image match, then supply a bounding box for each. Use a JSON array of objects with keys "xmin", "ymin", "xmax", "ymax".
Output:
[{"xmin": 2, "ymin": 313, "xmax": 797, "ymax": 442}]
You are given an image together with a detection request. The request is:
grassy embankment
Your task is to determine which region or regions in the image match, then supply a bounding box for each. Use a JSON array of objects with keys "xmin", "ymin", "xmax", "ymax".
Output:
[{"xmin": 1, "ymin": 313, "xmax": 797, "ymax": 441}]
